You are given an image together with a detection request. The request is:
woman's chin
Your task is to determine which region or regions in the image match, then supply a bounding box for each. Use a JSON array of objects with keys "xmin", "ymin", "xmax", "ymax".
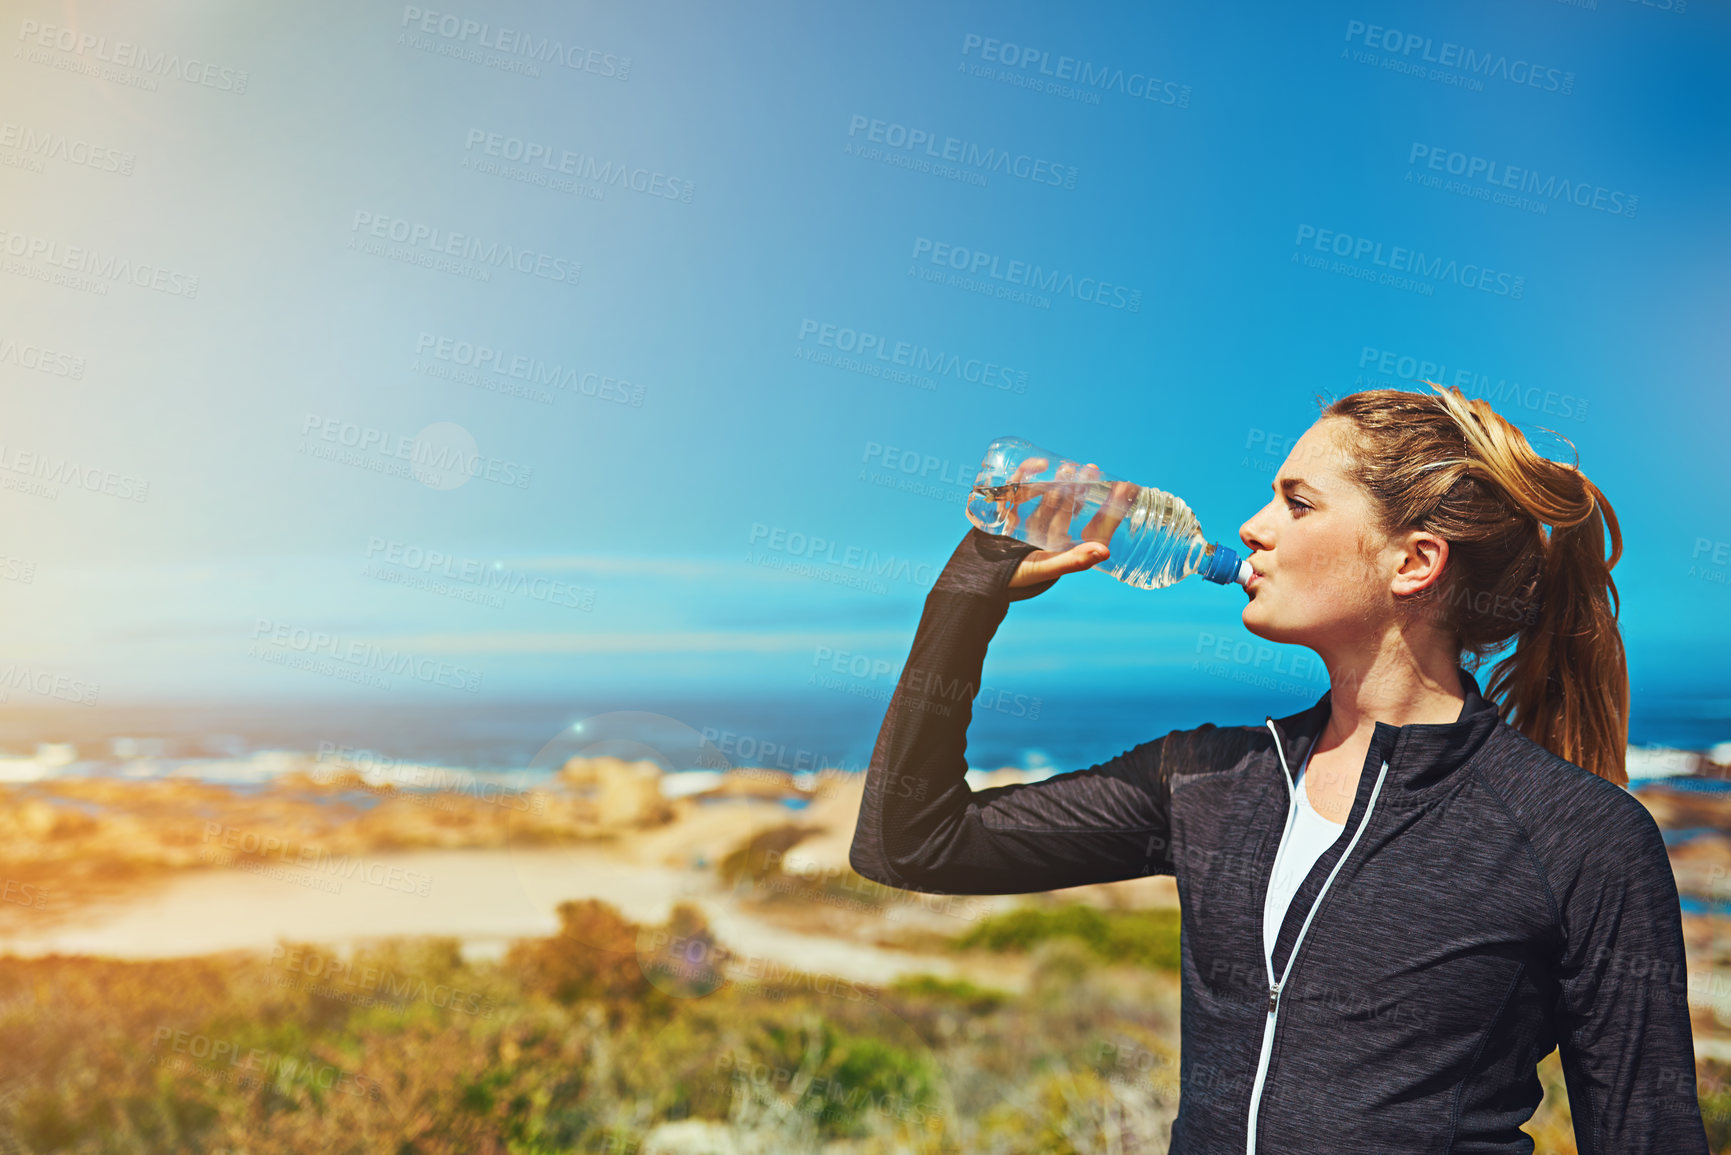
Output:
[{"xmin": 1242, "ymin": 608, "xmax": 1298, "ymax": 646}]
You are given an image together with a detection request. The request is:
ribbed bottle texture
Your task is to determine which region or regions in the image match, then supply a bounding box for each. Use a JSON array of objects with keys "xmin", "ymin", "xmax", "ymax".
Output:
[{"xmin": 965, "ymin": 435, "xmax": 1250, "ymax": 590}]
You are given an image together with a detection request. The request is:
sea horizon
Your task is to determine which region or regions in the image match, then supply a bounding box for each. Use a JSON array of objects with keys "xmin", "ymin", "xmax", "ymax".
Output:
[{"xmin": 2, "ymin": 684, "xmax": 1725, "ymax": 785}]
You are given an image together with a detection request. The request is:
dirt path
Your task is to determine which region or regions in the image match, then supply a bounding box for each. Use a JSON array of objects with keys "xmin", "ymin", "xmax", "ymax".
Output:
[{"xmin": 0, "ymin": 846, "xmax": 992, "ymax": 989}]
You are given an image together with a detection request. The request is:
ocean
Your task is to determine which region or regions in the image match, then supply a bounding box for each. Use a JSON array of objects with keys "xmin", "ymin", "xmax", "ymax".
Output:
[{"xmin": 0, "ymin": 688, "xmax": 1725, "ymax": 786}]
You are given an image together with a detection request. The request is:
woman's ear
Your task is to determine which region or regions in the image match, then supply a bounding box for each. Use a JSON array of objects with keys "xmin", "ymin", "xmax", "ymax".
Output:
[{"xmin": 1391, "ymin": 530, "xmax": 1448, "ymax": 598}]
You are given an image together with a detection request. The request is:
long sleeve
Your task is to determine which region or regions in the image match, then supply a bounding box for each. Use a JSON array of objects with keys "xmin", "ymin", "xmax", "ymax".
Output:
[
  {"xmin": 1553, "ymin": 792, "xmax": 1709, "ymax": 1154},
  {"xmin": 847, "ymin": 527, "xmax": 1177, "ymax": 896}
]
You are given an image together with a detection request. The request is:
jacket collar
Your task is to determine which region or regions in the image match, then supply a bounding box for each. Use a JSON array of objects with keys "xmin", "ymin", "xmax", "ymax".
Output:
[{"xmin": 1264, "ymin": 666, "xmax": 1503, "ymax": 806}]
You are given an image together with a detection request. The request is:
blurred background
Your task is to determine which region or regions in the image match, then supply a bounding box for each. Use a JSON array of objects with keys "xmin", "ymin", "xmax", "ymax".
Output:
[{"xmin": 1, "ymin": 1, "xmax": 1727, "ymax": 1152}]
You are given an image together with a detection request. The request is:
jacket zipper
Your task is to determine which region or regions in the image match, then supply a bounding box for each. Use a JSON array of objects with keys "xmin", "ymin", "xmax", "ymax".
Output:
[{"xmin": 1244, "ymin": 720, "xmax": 1390, "ymax": 1155}]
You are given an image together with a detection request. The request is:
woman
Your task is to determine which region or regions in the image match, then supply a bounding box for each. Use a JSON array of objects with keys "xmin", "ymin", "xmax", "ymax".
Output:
[{"xmin": 848, "ymin": 384, "xmax": 1707, "ymax": 1154}]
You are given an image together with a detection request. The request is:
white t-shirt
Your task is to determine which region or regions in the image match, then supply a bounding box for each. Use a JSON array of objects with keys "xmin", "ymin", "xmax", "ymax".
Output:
[{"xmin": 1263, "ymin": 746, "xmax": 1347, "ymax": 965}]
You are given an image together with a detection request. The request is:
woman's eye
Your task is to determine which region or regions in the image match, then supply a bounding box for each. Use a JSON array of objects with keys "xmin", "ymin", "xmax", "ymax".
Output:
[{"xmin": 1287, "ymin": 499, "xmax": 1310, "ymax": 516}]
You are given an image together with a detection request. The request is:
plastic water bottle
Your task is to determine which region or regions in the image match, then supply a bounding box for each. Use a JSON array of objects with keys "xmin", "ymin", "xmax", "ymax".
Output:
[{"xmin": 966, "ymin": 435, "xmax": 1253, "ymax": 589}]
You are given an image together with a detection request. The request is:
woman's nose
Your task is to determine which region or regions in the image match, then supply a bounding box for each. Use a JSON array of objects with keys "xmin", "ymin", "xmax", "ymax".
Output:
[{"xmin": 1240, "ymin": 506, "xmax": 1272, "ymax": 554}]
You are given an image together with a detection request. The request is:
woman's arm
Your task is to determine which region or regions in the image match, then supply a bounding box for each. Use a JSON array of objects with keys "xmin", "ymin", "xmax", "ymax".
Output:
[
  {"xmin": 848, "ymin": 527, "xmax": 1179, "ymax": 896},
  {"xmin": 1553, "ymin": 795, "xmax": 1710, "ymax": 1154}
]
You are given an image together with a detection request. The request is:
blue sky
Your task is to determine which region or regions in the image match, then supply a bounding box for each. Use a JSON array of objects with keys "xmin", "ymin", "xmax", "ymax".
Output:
[{"xmin": 1, "ymin": 0, "xmax": 1727, "ymax": 712}]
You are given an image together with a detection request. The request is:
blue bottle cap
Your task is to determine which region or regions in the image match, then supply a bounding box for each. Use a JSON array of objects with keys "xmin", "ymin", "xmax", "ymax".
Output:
[{"xmin": 1202, "ymin": 544, "xmax": 1243, "ymax": 585}]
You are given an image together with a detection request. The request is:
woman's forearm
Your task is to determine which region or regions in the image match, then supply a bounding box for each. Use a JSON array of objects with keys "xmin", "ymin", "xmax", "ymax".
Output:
[{"xmin": 849, "ymin": 528, "xmax": 1173, "ymax": 895}]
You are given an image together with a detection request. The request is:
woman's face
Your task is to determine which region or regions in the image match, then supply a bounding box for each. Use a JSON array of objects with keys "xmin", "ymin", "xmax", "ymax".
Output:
[{"xmin": 1236, "ymin": 419, "xmax": 1393, "ymax": 650}]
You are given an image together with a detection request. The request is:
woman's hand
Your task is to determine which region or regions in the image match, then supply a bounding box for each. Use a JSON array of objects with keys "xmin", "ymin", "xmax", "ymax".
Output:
[
  {"xmin": 1003, "ymin": 458, "xmax": 1138, "ymax": 589},
  {"xmin": 1008, "ymin": 539, "xmax": 1113, "ymax": 587}
]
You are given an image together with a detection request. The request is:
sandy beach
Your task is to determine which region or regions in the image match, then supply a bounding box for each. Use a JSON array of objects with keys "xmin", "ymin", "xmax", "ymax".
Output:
[
  {"xmin": 0, "ymin": 843, "xmax": 1024, "ymax": 989},
  {"xmin": 1, "ymin": 751, "xmax": 1725, "ymax": 1034},
  {"xmin": 0, "ymin": 757, "xmax": 1090, "ymax": 1003}
]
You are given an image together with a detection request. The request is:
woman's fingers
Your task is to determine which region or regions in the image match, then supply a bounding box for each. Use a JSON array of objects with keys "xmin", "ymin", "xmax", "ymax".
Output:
[
  {"xmin": 1081, "ymin": 479, "xmax": 1139, "ymax": 544},
  {"xmin": 1037, "ymin": 462, "xmax": 1103, "ymax": 552},
  {"xmin": 991, "ymin": 456, "xmax": 1122, "ymax": 588},
  {"xmin": 1029, "ymin": 461, "xmax": 1077, "ymax": 548},
  {"xmin": 1002, "ymin": 456, "xmax": 1047, "ymax": 538},
  {"xmin": 1064, "ymin": 463, "xmax": 1101, "ymax": 541},
  {"xmin": 1024, "ymin": 462, "xmax": 1058, "ymax": 543},
  {"xmin": 1009, "ymin": 540, "xmax": 1112, "ymax": 588}
]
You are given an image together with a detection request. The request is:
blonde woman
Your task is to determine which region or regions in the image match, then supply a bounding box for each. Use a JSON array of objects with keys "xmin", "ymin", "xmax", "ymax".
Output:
[{"xmin": 850, "ymin": 383, "xmax": 1706, "ymax": 1153}]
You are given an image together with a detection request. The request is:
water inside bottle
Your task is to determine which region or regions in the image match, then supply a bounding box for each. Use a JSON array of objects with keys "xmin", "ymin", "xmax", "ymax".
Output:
[{"xmin": 967, "ymin": 476, "xmax": 1213, "ymax": 589}]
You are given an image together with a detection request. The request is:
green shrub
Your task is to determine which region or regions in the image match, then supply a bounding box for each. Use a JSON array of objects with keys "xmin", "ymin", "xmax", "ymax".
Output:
[
  {"xmin": 887, "ymin": 973, "xmax": 1010, "ymax": 1012},
  {"xmin": 1700, "ymin": 1058, "xmax": 1731, "ymax": 1151},
  {"xmin": 740, "ymin": 1016, "xmax": 939, "ymax": 1140},
  {"xmin": 953, "ymin": 902, "xmax": 1181, "ymax": 971}
]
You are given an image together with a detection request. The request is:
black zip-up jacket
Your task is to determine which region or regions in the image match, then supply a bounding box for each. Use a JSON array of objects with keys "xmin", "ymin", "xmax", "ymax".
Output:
[{"xmin": 849, "ymin": 528, "xmax": 1708, "ymax": 1154}]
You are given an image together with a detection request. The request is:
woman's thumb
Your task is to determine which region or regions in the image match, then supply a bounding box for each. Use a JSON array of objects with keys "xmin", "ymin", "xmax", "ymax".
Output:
[
  {"xmin": 1010, "ymin": 541, "xmax": 1110, "ymax": 588},
  {"xmin": 1066, "ymin": 541, "xmax": 1110, "ymax": 571},
  {"xmin": 1043, "ymin": 541, "xmax": 1109, "ymax": 578}
]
